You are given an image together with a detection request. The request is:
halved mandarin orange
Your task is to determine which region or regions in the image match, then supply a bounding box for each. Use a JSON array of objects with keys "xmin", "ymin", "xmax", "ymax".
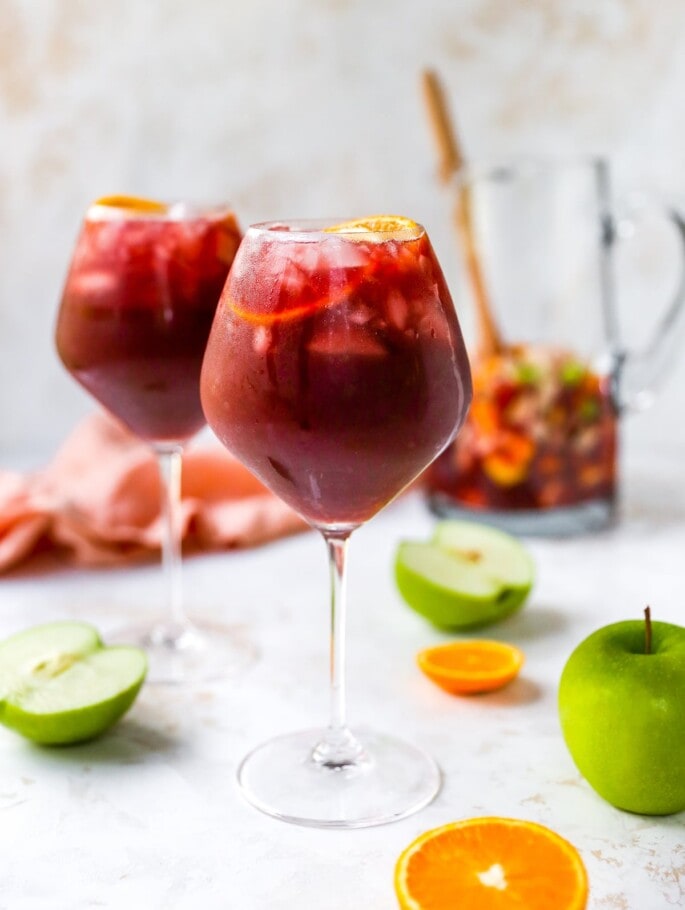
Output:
[
  {"xmin": 417, "ymin": 640, "xmax": 524, "ymax": 695},
  {"xmin": 395, "ymin": 817, "xmax": 589, "ymax": 910},
  {"xmin": 324, "ymin": 215, "xmax": 421, "ymax": 240},
  {"xmin": 91, "ymin": 195, "xmax": 168, "ymax": 215}
]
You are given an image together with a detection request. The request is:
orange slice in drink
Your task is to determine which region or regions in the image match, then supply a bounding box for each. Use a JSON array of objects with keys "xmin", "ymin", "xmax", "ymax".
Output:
[
  {"xmin": 226, "ymin": 272, "xmax": 362, "ymax": 325},
  {"xmin": 395, "ymin": 817, "xmax": 589, "ymax": 910},
  {"xmin": 91, "ymin": 195, "xmax": 168, "ymax": 215},
  {"xmin": 417, "ymin": 640, "xmax": 524, "ymax": 695},
  {"xmin": 324, "ymin": 215, "xmax": 421, "ymax": 240}
]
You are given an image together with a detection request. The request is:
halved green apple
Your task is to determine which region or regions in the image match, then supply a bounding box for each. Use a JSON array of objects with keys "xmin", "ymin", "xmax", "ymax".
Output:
[
  {"xmin": 395, "ymin": 520, "xmax": 534, "ymax": 630},
  {"xmin": 0, "ymin": 621, "xmax": 147, "ymax": 745}
]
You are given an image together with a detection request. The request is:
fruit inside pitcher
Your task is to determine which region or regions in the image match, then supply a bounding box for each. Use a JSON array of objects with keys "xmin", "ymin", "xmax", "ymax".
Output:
[{"xmin": 425, "ymin": 343, "xmax": 618, "ymax": 512}]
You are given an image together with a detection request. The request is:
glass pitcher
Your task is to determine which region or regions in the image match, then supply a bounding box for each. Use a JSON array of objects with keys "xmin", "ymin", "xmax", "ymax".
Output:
[{"xmin": 424, "ymin": 156, "xmax": 685, "ymax": 535}]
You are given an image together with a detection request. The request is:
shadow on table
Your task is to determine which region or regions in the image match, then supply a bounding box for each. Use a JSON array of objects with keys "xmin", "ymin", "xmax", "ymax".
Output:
[
  {"xmin": 624, "ymin": 809, "xmax": 685, "ymax": 831},
  {"xmin": 29, "ymin": 721, "xmax": 183, "ymax": 766},
  {"xmin": 25, "ymin": 700, "xmax": 187, "ymax": 767},
  {"xmin": 480, "ymin": 675, "xmax": 543, "ymax": 707}
]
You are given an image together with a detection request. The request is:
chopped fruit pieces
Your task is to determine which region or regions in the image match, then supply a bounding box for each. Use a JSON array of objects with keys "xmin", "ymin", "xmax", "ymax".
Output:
[{"xmin": 426, "ymin": 342, "xmax": 617, "ymax": 512}]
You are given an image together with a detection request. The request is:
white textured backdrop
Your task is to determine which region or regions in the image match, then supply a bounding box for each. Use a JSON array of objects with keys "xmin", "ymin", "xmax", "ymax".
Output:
[{"xmin": 2, "ymin": 0, "xmax": 685, "ymax": 459}]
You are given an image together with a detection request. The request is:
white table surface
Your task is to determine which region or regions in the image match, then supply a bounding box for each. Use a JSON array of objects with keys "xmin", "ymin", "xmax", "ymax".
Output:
[{"xmin": 1, "ymin": 452, "xmax": 684, "ymax": 909}]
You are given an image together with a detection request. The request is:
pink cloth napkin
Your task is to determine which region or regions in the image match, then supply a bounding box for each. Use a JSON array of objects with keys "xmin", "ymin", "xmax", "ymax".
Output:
[{"xmin": 0, "ymin": 412, "xmax": 307, "ymax": 573}]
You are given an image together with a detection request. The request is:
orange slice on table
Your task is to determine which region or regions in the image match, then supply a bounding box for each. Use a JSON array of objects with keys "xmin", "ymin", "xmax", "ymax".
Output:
[
  {"xmin": 324, "ymin": 215, "xmax": 421, "ymax": 240},
  {"xmin": 91, "ymin": 195, "xmax": 168, "ymax": 215},
  {"xmin": 417, "ymin": 640, "xmax": 524, "ymax": 695},
  {"xmin": 395, "ymin": 817, "xmax": 589, "ymax": 910}
]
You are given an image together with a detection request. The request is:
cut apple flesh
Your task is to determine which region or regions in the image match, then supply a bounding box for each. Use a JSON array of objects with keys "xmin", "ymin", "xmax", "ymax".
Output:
[
  {"xmin": 432, "ymin": 520, "xmax": 534, "ymax": 590},
  {"xmin": 0, "ymin": 621, "xmax": 99, "ymax": 695},
  {"xmin": 395, "ymin": 521, "xmax": 534, "ymax": 630},
  {"xmin": 398, "ymin": 542, "xmax": 510, "ymax": 600},
  {"xmin": 0, "ymin": 621, "xmax": 146, "ymax": 745}
]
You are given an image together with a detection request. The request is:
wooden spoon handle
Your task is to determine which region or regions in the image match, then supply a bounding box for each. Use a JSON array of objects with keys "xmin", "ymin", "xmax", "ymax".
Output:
[{"xmin": 421, "ymin": 69, "xmax": 504, "ymax": 357}]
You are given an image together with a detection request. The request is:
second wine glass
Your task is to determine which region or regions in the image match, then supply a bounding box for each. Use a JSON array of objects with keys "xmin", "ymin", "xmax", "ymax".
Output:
[{"xmin": 55, "ymin": 195, "xmax": 255, "ymax": 683}]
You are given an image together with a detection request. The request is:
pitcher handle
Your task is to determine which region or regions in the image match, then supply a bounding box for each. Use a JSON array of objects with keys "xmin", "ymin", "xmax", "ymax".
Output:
[{"xmin": 611, "ymin": 198, "xmax": 685, "ymax": 412}]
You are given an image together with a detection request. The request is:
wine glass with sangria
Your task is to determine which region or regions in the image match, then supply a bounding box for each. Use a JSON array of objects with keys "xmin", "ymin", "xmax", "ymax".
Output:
[
  {"xmin": 200, "ymin": 215, "xmax": 472, "ymax": 827},
  {"xmin": 56, "ymin": 195, "xmax": 254, "ymax": 683}
]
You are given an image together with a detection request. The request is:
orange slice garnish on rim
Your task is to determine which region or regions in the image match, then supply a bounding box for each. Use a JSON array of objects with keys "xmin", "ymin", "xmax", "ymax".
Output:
[
  {"xmin": 91, "ymin": 195, "xmax": 168, "ymax": 215},
  {"xmin": 395, "ymin": 817, "xmax": 588, "ymax": 910},
  {"xmin": 324, "ymin": 215, "xmax": 421, "ymax": 240},
  {"xmin": 417, "ymin": 640, "xmax": 524, "ymax": 695}
]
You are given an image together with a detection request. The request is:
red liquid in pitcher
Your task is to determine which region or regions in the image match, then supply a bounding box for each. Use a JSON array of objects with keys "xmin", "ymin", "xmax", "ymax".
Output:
[
  {"xmin": 201, "ymin": 223, "xmax": 472, "ymax": 528},
  {"xmin": 56, "ymin": 204, "xmax": 241, "ymax": 444},
  {"xmin": 426, "ymin": 344, "xmax": 617, "ymax": 512}
]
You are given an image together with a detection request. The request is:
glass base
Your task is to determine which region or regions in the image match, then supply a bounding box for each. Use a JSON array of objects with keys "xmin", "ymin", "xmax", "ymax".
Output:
[
  {"xmin": 427, "ymin": 492, "xmax": 616, "ymax": 537},
  {"xmin": 237, "ymin": 725, "xmax": 441, "ymax": 828},
  {"xmin": 110, "ymin": 618, "xmax": 258, "ymax": 685}
]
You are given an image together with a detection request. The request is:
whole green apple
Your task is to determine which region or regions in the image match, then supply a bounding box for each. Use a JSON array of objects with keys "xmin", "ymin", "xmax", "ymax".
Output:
[{"xmin": 558, "ymin": 613, "xmax": 685, "ymax": 815}]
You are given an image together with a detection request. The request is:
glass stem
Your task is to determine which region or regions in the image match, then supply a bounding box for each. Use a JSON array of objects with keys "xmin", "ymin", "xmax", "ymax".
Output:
[
  {"xmin": 327, "ymin": 532, "xmax": 349, "ymax": 733},
  {"xmin": 312, "ymin": 530, "xmax": 365, "ymax": 770},
  {"xmin": 155, "ymin": 446, "xmax": 188, "ymax": 632}
]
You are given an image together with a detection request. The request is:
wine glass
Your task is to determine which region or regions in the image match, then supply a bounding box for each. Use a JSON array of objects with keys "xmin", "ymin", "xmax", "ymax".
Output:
[
  {"xmin": 200, "ymin": 217, "xmax": 472, "ymax": 827},
  {"xmin": 55, "ymin": 196, "xmax": 256, "ymax": 684}
]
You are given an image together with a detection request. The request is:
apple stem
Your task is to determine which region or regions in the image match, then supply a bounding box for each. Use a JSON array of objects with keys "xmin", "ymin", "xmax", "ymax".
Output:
[{"xmin": 644, "ymin": 605, "xmax": 652, "ymax": 655}]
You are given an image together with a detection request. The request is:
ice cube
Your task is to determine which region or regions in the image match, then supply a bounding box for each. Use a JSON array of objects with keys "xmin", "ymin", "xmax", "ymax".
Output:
[
  {"xmin": 323, "ymin": 237, "xmax": 371, "ymax": 270},
  {"xmin": 71, "ymin": 270, "xmax": 117, "ymax": 298},
  {"xmin": 293, "ymin": 241, "xmax": 326, "ymax": 274},
  {"xmin": 386, "ymin": 290, "xmax": 409, "ymax": 330},
  {"xmin": 166, "ymin": 202, "xmax": 189, "ymax": 221},
  {"xmin": 418, "ymin": 253, "xmax": 436, "ymax": 282},
  {"xmin": 258, "ymin": 235, "xmax": 306, "ymax": 283},
  {"xmin": 226, "ymin": 247, "xmax": 251, "ymax": 284},
  {"xmin": 253, "ymin": 324, "xmax": 271, "ymax": 355},
  {"xmin": 277, "ymin": 259, "xmax": 308, "ymax": 299},
  {"xmin": 349, "ymin": 300, "xmax": 376, "ymax": 326},
  {"xmin": 307, "ymin": 323, "xmax": 388, "ymax": 358}
]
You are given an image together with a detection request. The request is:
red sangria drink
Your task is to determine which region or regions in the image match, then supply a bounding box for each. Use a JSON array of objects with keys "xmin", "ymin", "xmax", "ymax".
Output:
[
  {"xmin": 201, "ymin": 216, "xmax": 472, "ymax": 828},
  {"xmin": 57, "ymin": 196, "xmax": 241, "ymax": 445},
  {"xmin": 55, "ymin": 196, "xmax": 253, "ymax": 684}
]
